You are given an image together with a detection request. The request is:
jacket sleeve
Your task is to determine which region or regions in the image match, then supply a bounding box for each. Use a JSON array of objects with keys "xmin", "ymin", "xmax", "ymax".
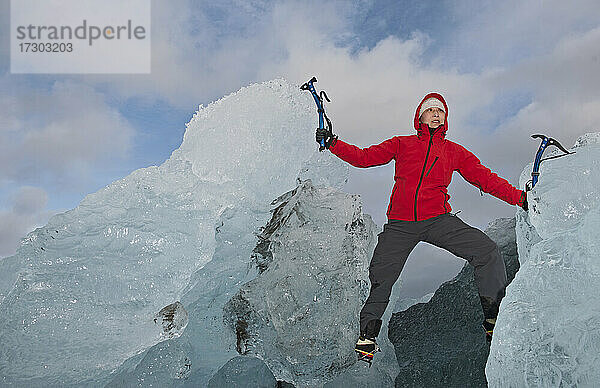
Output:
[
  {"xmin": 455, "ymin": 144, "xmax": 525, "ymax": 206},
  {"xmin": 329, "ymin": 137, "xmax": 398, "ymax": 168}
]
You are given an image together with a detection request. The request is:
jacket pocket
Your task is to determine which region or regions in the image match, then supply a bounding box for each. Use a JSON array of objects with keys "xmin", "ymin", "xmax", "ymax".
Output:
[
  {"xmin": 387, "ymin": 185, "xmax": 398, "ymax": 215},
  {"xmin": 387, "ymin": 179, "xmax": 405, "ymax": 215},
  {"xmin": 440, "ymin": 189, "xmax": 448, "ymax": 212}
]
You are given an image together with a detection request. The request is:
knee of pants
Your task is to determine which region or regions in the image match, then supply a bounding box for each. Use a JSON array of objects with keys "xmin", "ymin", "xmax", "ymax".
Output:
[
  {"xmin": 368, "ymin": 266, "xmax": 400, "ymax": 291},
  {"xmin": 487, "ymin": 240, "xmax": 499, "ymax": 254},
  {"xmin": 479, "ymin": 239, "xmax": 499, "ymax": 259},
  {"xmin": 470, "ymin": 240, "xmax": 500, "ymax": 266}
]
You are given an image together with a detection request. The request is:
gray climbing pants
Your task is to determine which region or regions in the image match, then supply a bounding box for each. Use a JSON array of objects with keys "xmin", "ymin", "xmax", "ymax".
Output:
[{"xmin": 360, "ymin": 212, "xmax": 508, "ymax": 337}]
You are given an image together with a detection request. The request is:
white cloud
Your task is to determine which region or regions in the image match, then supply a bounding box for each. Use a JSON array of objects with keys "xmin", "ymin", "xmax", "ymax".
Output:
[
  {"xmin": 0, "ymin": 186, "xmax": 54, "ymax": 257},
  {"xmin": 459, "ymin": 26, "xmax": 600, "ymax": 180},
  {"xmin": 75, "ymin": 0, "xmax": 282, "ymax": 108},
  {"xmin": 438, "ymin": 0, "xmax": 600, "ymax": 71},
  {"xmin": 0, "ymin": 93, "xmax": 22, "ymax": 134},
  {"xmin": 0, "ymin": 78, "xmax": 134, "ymax": 184}
]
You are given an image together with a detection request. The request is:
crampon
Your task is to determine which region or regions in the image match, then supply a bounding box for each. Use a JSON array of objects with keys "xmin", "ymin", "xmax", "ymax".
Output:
[{"xmin": 354, "ymin": 337, "xmax": 380, "ymax": 367}]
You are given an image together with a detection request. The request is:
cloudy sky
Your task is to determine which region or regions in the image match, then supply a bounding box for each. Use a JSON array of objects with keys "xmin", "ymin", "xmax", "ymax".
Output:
[{"xmin": 1, "ymin": 0, "xmax": 599, "ymax": 298}]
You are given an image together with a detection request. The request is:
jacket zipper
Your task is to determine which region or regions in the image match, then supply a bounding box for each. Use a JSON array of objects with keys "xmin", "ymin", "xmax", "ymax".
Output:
[
  {"xmin": 414, "ymin": 136, "xmax": 434, "ymax": 221},
  {"xmin": 424, "ymin": 156, "xmax": 439, "ymax": 178}
]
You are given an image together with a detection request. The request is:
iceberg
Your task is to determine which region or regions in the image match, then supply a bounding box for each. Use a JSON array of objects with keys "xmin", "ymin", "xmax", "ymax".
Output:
[
  {"xmin": 111, "ymin": 176, "xmax": 395, "ymax": 387},
  {"xmin": 0, "ymin": 79, "xmax": 349, "ymax": 386},
  {"xmin": 207, "ymin": 356, "xmax": 278, "ymax": 387},
  {"xmin": 223, "ymin": 179, "xmax": 383, "ymax": 386},
  {"xmin": 486, "ymin": 132, "xmax": 600, "ymax": 387}
]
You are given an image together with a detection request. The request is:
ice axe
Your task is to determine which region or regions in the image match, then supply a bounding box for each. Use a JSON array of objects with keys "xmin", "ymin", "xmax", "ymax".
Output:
[
  {"xmin": 300, "ymin": 77, "xmax": 332, "ymax": 152},
  {"xmin": 526, "ymin": 134, "xmax": 575, "ymax": 191}
]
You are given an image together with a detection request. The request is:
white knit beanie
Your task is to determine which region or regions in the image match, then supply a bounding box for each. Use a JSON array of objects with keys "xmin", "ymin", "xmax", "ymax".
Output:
[{"xmin": 419, "ymin": 97, "xmax": 445, "ymax": 118}]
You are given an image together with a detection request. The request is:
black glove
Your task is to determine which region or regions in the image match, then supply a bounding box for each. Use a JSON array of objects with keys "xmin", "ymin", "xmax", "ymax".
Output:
[
  {"xmin": 520, "ymin": 191, "xmax": 528, "ymax": 211},
  {"xmin": 315, "ymin": 127, "xmax": 338, "ymax": 150}
]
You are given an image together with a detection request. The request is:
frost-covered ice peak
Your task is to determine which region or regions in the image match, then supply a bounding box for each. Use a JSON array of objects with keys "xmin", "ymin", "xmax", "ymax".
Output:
[
  {"xmin": 175, "ymin": 78, "xmax": 317, "ymax": 198},
  {"xmin": 487, "ymin": 132, "xmax": 600, "ymax": 387},
  {"xmin": 0, "ymin": 78, "xmax": 347, "ymax": 387}
]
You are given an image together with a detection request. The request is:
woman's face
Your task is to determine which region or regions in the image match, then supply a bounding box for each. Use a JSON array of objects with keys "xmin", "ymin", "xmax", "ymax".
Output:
[{"xmin": 420, "ymin": 107, "xmax": 445, "ymax": 128}]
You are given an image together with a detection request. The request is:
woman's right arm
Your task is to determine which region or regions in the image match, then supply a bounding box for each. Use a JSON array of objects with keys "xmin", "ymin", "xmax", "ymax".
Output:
[{"xmin": 329, "ymin": 137, "xmax": 398, "ymax": 168}]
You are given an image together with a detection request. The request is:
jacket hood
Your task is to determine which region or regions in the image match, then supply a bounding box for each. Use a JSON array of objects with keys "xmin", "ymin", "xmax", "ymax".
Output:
[{"xmin": 414, "ymin": 92, "xmax": 448, "ymax": 139}]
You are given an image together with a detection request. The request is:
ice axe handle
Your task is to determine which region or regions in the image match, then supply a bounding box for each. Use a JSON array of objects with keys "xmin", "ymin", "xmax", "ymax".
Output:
[{"xmin": 300, "ymin": 77, "xmax": 326, "ymax": 149}]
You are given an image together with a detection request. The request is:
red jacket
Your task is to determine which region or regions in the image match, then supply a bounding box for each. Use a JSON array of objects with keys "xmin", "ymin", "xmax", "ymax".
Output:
[{"xmin": 330, "ymin": 93, "xmax": 526, "ymax": 221}]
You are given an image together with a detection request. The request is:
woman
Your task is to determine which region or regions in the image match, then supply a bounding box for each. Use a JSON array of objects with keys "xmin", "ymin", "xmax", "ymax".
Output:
[{"xmin": 316, "ymin": 93, "xmax": 528, "ymax": 362}]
